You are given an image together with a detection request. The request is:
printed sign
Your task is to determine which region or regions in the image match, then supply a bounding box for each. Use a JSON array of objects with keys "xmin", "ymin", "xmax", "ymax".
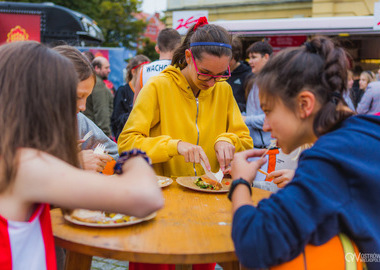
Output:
[
  {"xmin": 0, "ymin": 13, "xmax": 41, "ymax": 44},
  {"xmin": 172, "ymin": 10, "xmax": 208, "ymax": 35},
  {"xmin": 374, "ymin": 2, "xmax": 380, "ymax": 30},
  {"xmin": 266, "ymin": 36, "xmax": 307, "ymax": 48}
]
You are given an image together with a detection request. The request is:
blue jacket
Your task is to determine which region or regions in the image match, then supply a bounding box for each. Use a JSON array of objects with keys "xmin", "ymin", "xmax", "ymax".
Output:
[
  {"xmin": 232, "ymin": 115, "xmax": 380, "ymax": 269},
  {"xmin": 78, "ymin": 112, "xmax": 118, "ymax": 160}
]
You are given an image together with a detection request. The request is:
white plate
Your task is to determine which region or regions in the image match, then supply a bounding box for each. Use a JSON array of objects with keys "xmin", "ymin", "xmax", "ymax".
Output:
[
  {"xmin": 64, "ymin": 211, "xmax": 156, "ymax": 228},
  {"xmin": 157, "ymin": 176, "xmax": 173, "ymax": 188}
]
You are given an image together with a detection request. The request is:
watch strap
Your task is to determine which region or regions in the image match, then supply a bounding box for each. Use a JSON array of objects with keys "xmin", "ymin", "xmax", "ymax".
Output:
[{"xmin": 228, "ymin": 178, "xmax": 252, "ymax": 201}]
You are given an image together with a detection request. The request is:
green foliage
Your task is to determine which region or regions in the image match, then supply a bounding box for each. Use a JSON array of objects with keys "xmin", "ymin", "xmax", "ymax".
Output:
[
  {"xmin": 12, "ymin": 0, "xmax": 147, "ymax": 49},
  {"xmin": 97, "ymin": 0, "xmax": 146, "ymax": 48},
  {"xmin": 137, "ymin": 37, "xmax": 159, "ymax": 61}
]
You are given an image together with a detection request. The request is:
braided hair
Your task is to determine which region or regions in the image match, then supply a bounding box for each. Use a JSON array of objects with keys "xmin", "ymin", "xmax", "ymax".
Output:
[{"xmin": 256, "ymin": 36, "xmax": 354, "ymax": 136}]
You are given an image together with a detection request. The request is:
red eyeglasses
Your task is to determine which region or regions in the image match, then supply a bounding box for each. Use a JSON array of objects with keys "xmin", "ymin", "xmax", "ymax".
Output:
[{"xmin": 189, "ymin": 49, "xmax": 231, "ymax": 82}]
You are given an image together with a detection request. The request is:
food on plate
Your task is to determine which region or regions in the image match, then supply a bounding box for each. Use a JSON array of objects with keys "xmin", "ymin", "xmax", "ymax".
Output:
[
  {"xmin": 194, "ymin": 176, "xmax": 222, "ymax": 190},
  {"xmin": 157, "ymin": 176, "xmax": 171, "ymax": 187},
  {"xmin": 70, "ymin": 209, "xmax": 135, "ymax": 224}
]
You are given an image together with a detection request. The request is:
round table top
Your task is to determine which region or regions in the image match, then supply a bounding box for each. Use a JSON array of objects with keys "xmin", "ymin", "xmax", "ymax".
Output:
[{"xmin": 51, "ymin": 178, "xmax": 271, "ymax": 264}]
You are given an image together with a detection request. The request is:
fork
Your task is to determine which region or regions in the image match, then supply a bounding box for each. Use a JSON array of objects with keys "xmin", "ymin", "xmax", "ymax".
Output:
[
  {"xmin": 260, "ymin": 139, "xmax": 277, "ymax": 159},
  {"xmin": 82, "ymin": 130, "xmax": 93, "ymax": 142},
  {"xmin": 94, "ymin": 143, "xmax": 105, "ymax": 155}
]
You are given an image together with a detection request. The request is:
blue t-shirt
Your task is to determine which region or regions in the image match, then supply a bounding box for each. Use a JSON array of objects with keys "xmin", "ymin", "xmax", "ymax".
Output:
[{"xmin": 232, "ymin": 114, "xmax": 380, "ymax": 269}]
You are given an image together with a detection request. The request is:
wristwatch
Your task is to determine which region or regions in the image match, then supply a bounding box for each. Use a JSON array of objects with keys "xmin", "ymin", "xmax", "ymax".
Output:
[{"xmin": 228, "ymin": 178, "xmax": 252, "ymax": 201}]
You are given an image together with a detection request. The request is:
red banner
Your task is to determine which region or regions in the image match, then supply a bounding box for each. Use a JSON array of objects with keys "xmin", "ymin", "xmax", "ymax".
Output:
[
  {"xmin": 0, "ymin": 13, "xmax": 41, "ymax": 44},
  {"xmin": 266, "ymin": 35, "xmax": 307, "ymax": 48}
]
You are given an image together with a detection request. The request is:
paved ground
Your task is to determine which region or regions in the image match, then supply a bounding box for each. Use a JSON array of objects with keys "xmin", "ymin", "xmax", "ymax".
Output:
[
  {"xmin": 91, "ymin": 257, "xmax": 129, "ymax": 270},
  {"xmin": 91, "ymin": 257, "xmax": 223, "ymax": 270}
]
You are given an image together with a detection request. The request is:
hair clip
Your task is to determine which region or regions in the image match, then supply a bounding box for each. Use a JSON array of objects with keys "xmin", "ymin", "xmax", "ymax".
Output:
[
  {"xmin": 193, "ymin": 16, "xmax": 208, "ymax": 32},
  {"xmin": 330, "ymin": 91, "xmax": 342, "ymax": 105},
  {"xmin": 304, "ymin": 42, "xmax": 317, "ymax": 54}
]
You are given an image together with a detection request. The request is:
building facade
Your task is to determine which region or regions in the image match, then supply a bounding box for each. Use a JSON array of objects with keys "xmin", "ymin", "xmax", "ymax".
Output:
[{"xmin": 165, "ymin": 0, "xmax": 377, "ymax": 27}]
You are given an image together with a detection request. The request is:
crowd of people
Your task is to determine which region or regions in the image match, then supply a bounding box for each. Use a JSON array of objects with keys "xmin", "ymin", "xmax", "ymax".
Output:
[{"xmin": 0, "ymin": 16, "xmax": 379, "ymax": 270}]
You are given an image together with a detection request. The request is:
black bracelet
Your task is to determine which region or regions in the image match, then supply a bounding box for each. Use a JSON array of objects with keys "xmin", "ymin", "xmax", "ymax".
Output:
[
  {"xmin": 114, "ymin": 149, "xmax": 151, "ymax": 175},
  {"xmin": 228, "ymin": 178, "xmax": 252, "ymax": 201}
]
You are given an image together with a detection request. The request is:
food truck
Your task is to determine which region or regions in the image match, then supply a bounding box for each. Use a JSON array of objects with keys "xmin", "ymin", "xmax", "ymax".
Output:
[
  {"xmin": 212, "ymin": 16, "xmax": 380, "ymax": 69},
  {"xmin": 0, "ymin": 2, "xmax": 133, "ymax": 89},
  {"xmin": 0, "ymin": 1, "xmax": 104, "ymax": 46}
]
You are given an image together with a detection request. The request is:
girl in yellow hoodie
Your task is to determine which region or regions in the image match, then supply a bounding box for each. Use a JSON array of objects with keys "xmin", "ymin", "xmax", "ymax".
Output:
[
  {"xmin": 118, "ymin": 17, "xmax": 253, "ymax": 270},
  {"xmin": 118, "ymin": 18, "xmax": 252, "ymax": 180}
]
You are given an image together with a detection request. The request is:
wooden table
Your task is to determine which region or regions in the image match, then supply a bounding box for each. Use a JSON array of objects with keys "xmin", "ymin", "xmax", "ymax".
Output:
[{"xmin": 51, "ymin": 180, "xmax": 271, "ymax": 270}]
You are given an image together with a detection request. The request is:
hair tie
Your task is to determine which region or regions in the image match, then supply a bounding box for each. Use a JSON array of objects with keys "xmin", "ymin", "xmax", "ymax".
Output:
[
  {"xmin": 193, "ymin": 16, "xmax": 208, "ymax": 32},
  {"xmin": 304, "ymin": 42, "xmax": 317, "ymax": 54},
  {"xmin": 330, "ymin": 91, "xmax": 342, "ymax": 105},
  {"xmin": 190, "ymin": 42, "xmax": 232, "ymax": 49},
  {"xmin": 131, "ymin": 61, "xmax": 150, "ymax": 71}
]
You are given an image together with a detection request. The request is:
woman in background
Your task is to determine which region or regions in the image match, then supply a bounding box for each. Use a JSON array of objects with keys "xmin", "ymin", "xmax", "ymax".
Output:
[
  {"xmin": 354, "ymin": 70, "xmax": 375, "ymax": 108},
  {"xmin": 111, "ymin": 55, "xmax": 150, "ymax": 140}
]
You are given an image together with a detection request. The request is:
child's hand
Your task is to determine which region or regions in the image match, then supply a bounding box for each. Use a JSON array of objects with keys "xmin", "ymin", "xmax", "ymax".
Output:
[
  {"xmin": 231, "ymin": 149, "xmax": 267, "ymax": 184},
  {"xmin": 79, "ymin": 150, "xmax": 113, "ymax": 172},
  {"xmin": 77, "ymin": 139, "xmax": 85, "ymax": 151},
  {"xmin": 267, "ymin": 169, "xmax": 295, "ymax": 188}
]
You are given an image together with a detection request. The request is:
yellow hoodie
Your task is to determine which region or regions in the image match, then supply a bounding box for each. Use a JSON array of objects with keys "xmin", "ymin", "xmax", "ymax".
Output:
[{"xmin": 118, "ymin": 65, "xmax": 253, "ymax": 177}]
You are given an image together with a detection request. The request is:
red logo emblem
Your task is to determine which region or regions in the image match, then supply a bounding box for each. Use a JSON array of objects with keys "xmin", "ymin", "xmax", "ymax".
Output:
[
  {"xmin": 176, "ymin": 16, "xmax": 199, "ymax": 31},
  {"xmin": 7, "ymin": 26, "xmax": 30, "ymax": 43}
]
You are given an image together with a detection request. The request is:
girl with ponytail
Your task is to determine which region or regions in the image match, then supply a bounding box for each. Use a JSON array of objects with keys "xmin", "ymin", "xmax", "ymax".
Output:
[
  {"xmin": 228, "ymin": 36, "xmax": 380, "ymax": 269},
  {"xmin": 118, "ymin": 17, "xmax": 253, "ymax": 270},
  {"xmin": 118, "ymin": 17, "xmax": 252, "ymax": 179}
]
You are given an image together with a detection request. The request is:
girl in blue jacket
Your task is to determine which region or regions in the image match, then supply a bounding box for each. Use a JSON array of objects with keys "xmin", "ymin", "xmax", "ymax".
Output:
[{"xmin": 229, "ymin": 36, "xmax": 380, "ymax": 269}]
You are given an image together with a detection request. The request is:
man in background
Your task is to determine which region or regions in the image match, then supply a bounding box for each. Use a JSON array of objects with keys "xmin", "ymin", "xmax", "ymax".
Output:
[
  {"xmin": 133, "ymin": 28, "xmax": 181, "ymax": 103},
  {"xmin": 84, "ymin": 56, "xmax": 114, "ymax": 137},
  {"xmin": 244, "ymin": 41, "xmax": 273, "ymax": 148}
]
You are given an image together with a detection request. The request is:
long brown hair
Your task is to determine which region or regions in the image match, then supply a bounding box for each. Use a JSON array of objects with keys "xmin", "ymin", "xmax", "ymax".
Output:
[
  {"xmin": 126, "ymin": 54, "xmax": 150, "ymax": 82},
  {"xmin": 53, "ymin": 45, "xmax": 95, "ymax": 83},
  {"xmin": 256, "ymin": 36, "xmax": 354, "ymax": 137},
  {"xmin": 171, "ymin": 23, "xmax": 232, "ymax": 69},
  {"xmin": 0, "ymin": 41, "xmax": 79, "ymax": 192}
]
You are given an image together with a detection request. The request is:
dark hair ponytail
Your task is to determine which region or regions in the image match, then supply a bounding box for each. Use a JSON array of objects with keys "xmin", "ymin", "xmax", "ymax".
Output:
[
  {"xmin": 256, "ymin": 36, "xmax": 354, "ymax": 137},
  {"xmin": 308, "ymin": 37, "xmax": 354, "ymax": 136},
  {"xmin": 171, "ymin": 23, "xmax": 232, "ymax": 69}
]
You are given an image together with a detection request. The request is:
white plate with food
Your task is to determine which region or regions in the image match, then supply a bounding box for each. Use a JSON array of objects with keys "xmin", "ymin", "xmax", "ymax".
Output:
[
  {"xmin": 176, "ymin": 176, "xmax": 231, "ymax": 193},
  {"xmin": 64, "ymin": 209, "xmax": 156, "ymax": 228},
  {"xmin": 157, "ymin": 176, "xmax": 173, "ymax": 188}
]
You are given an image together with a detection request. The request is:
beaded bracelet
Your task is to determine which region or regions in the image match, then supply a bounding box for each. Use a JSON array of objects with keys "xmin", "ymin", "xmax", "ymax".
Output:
[{"xmin": 114, "ymin": 149, "xmax": 151, "ymax": 175}]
